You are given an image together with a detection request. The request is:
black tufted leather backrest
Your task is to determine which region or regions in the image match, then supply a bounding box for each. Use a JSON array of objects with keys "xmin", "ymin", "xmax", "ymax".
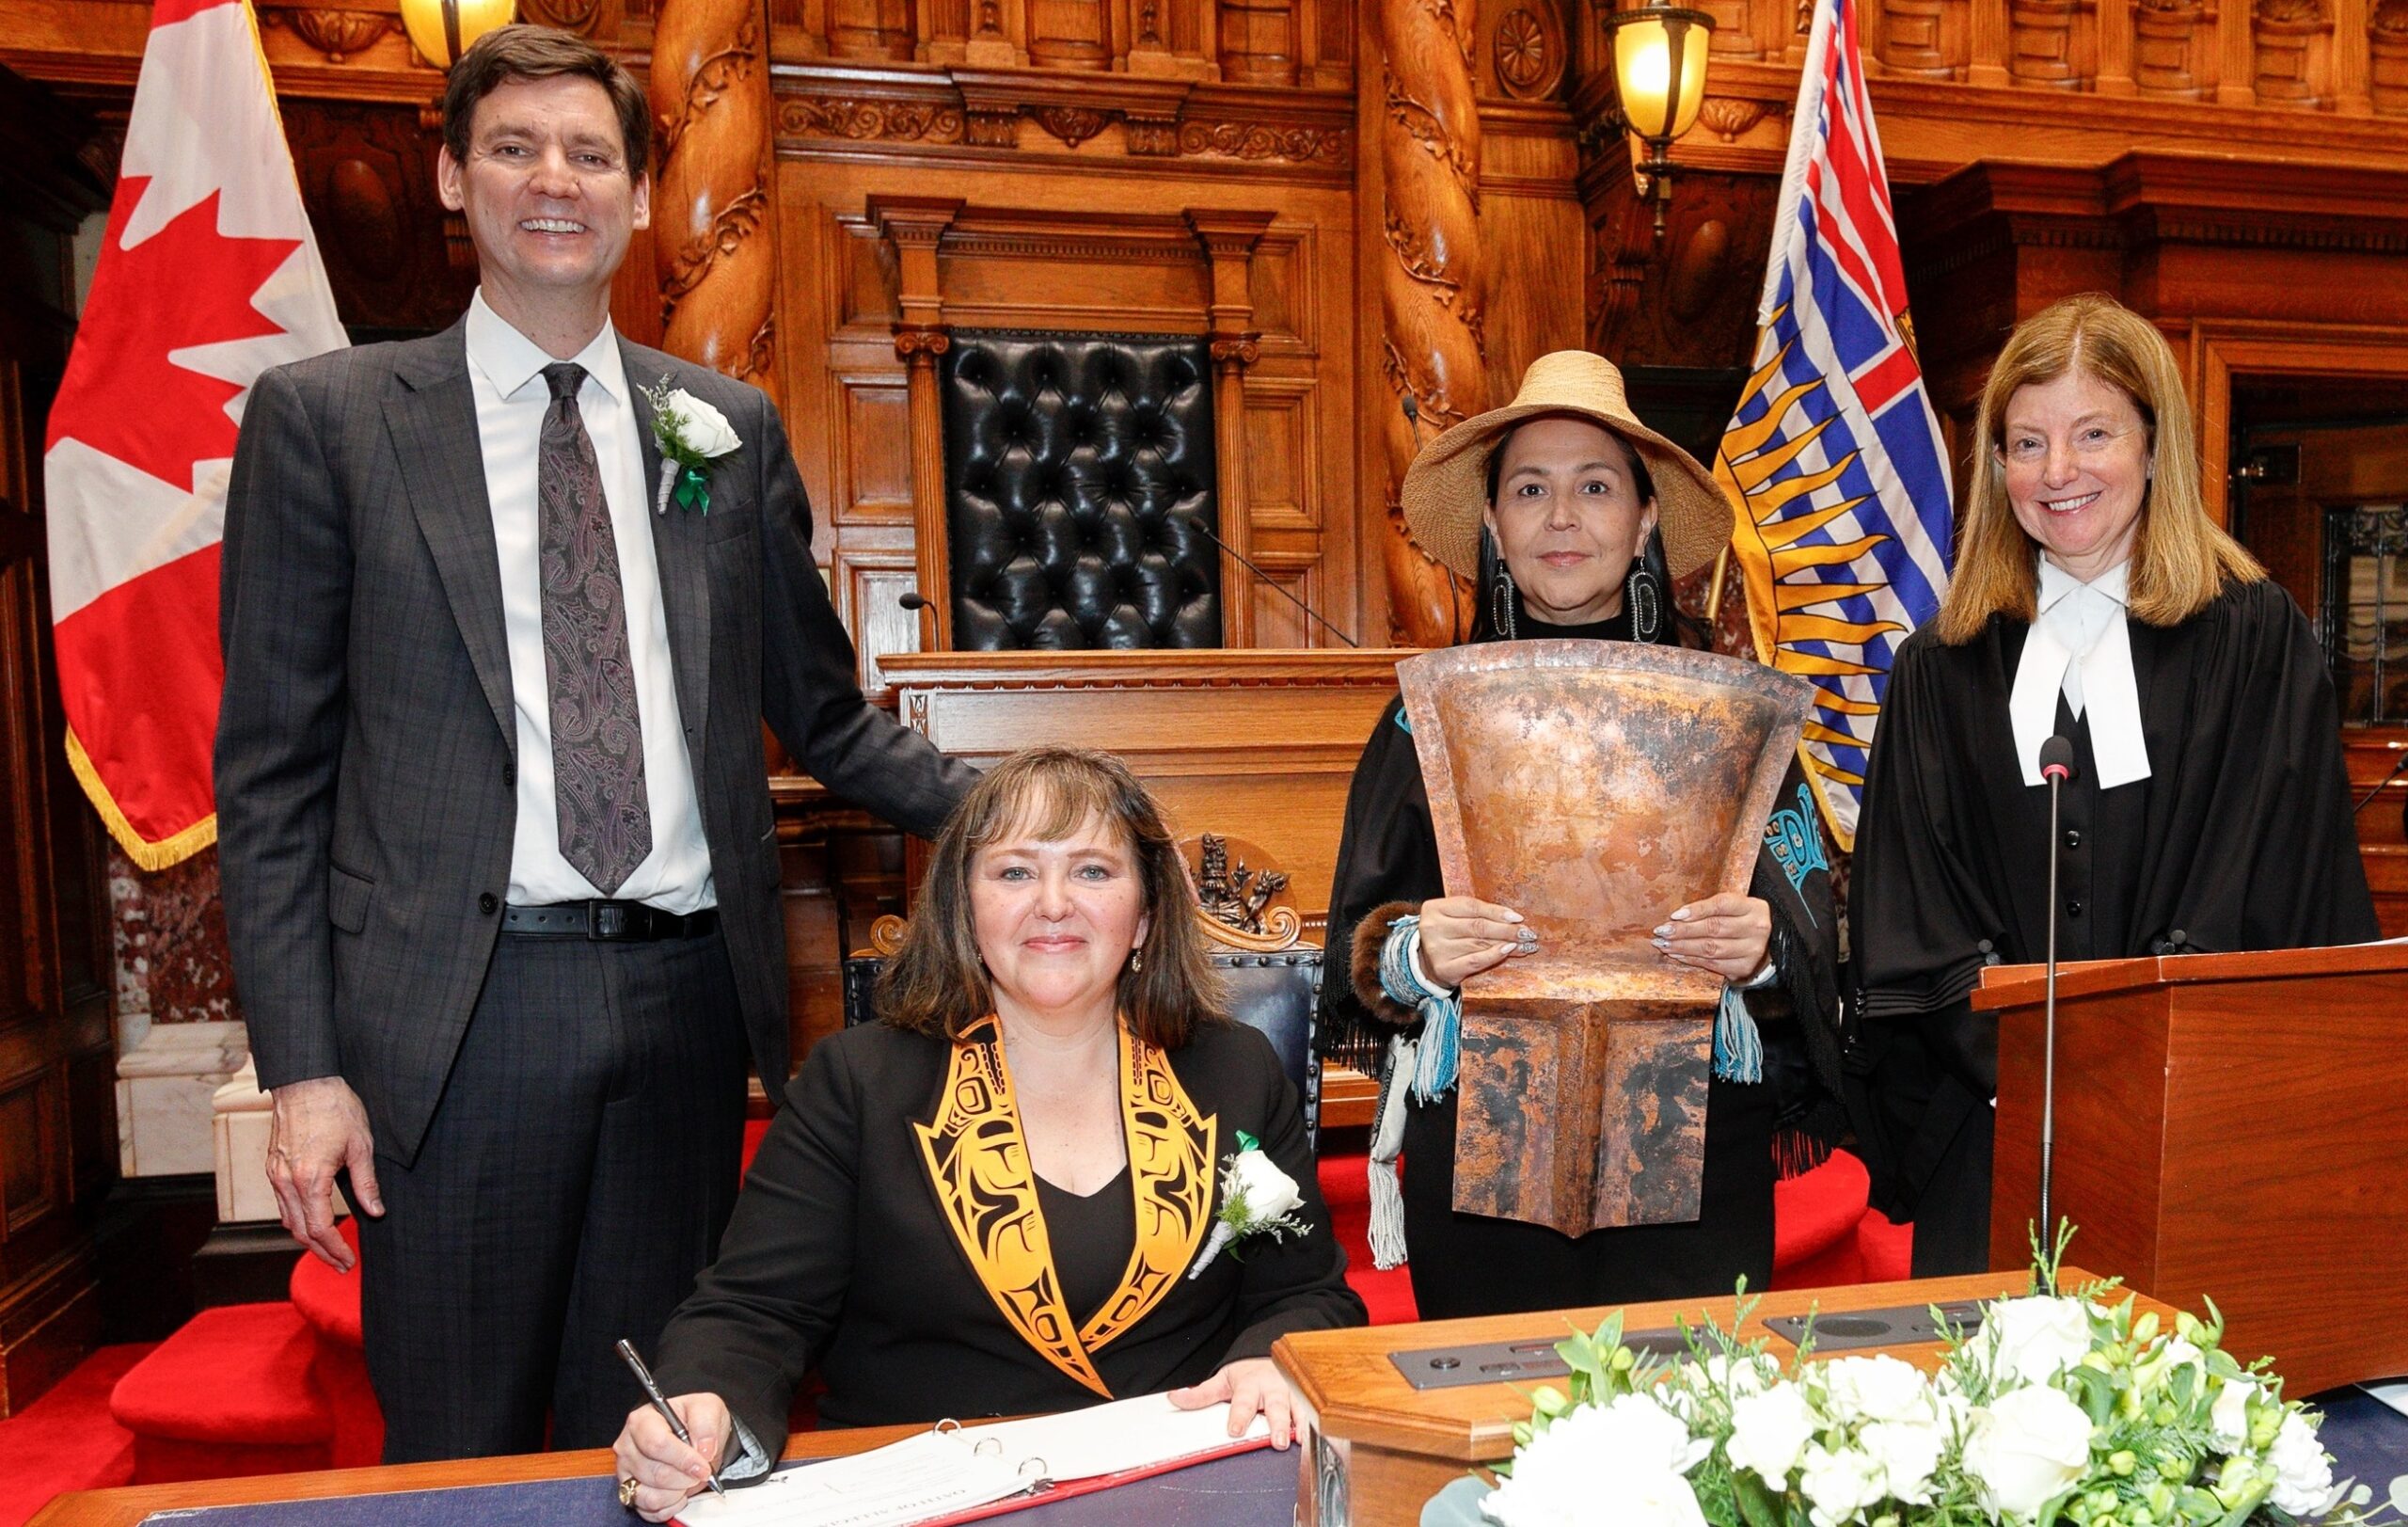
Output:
[{"xmin": 941, "ymin": 331, "xmax": 1224, "ymax": 649}]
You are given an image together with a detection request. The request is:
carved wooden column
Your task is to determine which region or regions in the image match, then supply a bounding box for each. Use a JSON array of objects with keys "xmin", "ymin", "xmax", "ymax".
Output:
[
  {"xmin": 2254, "ymin": 0, "xmax": 2333, "ymax": 102},
  {"xmin": 1221, "ymin": 0, "xmax": 1303, "ymax": 81},
  {"xmin": 1377, "ymin": 0, "xmax": 1484, "ymax": 647},
  {"xmin": 2336, "ymin": 0, "xmax": 2373, "ymax": 108},
  {"xmin": 830, "ymin": 0, "xmax": 916, "ymax": 56},
  {"xmin": 1189, "ymin": 210, "xmax": 1276, "ymax": 647},
  {"xmin": 651, "ymin": 0, "xmax": 780, "ymax": 405},
  {"xmin": 873, "ymin": 197, "xmax": 962, "ymax": 651},
  {"xmin": 2099, "ymin": 0, "xmax": 2138, "ymax": 89},
  {"xmin": 2375, "ymin": 0, "xmax": 2408, "ymax": 113},
  {"xmin": 2009, "ymin": 0, "xmax": 2083, "ymax": 83},
  {"xmin": 1971, "ymin": 0, "xmax": 2014, "ymax": 83},
  {"xmin": 2133, "ymin": 0, "xmax": 2210, "ymax": 95},
  {"xmin": 1878, "ymin": 0, "xmax": 1956, "ymax": 75},
  {"xmin": 2218, "ymin": 0, "xmax": 2258, "ymax": 99}
]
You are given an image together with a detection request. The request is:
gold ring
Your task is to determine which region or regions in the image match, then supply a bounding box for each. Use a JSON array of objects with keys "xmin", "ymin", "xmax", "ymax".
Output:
[{"xmin": 618, "ymin": 1476, "xmax": 642, "ymax": 1510}]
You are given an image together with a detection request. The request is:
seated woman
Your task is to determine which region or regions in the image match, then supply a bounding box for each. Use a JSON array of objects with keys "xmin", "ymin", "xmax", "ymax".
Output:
[
  {"xmin": 1849, "ymin": 293, "xmax": 2378, "ymax": 1276},
  {"xmin": 613, "ymin": 746, "xmax": 1364, "ymax": 1518},
  {"xmin": 1322, "ymin": 350, "xmax": 1844, "ymax": 1322}
]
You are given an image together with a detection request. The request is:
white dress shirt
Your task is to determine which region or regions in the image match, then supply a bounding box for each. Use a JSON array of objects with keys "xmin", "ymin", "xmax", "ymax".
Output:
[
  {"xmin": 464, "ymin": 291, "xmax": 715, "ymax": 912},
  {"xmin": 2009, "ymin": 557, "xmax": 2151, "ymax": 790}
]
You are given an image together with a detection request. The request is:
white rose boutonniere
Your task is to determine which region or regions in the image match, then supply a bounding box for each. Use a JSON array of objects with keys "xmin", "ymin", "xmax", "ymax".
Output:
[
  {"xmin": 642, "ymin": 377, "xmax": 742, "ymax": 515},
  {"xmin": 1186, "ymin": 1131, "xmax": 1308, "ymax": 1280}
]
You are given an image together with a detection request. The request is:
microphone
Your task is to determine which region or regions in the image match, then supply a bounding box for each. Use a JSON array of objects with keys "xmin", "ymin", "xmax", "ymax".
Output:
[
  {"xmin": 2036, "ymin": 734, "xmax": 2077, "ymax": 1241},
  {"xmin": 1182, "ymin": 515, "xmax": 1360, "ymax": 648},
  {"xmin": 897, "ymin": 592, "xmax": 933, "ymax": 612}
]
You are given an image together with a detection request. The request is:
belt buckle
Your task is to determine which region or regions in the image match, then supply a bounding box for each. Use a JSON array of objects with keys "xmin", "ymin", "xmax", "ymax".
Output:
[{"xmin": 591, "ymin": 902, "xmax": 627, "ymax": 940}]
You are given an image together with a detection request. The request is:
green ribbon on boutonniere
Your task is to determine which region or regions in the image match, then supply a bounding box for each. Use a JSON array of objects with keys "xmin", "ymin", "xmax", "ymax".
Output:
[{"xmin": 641, "ymin": 377, "xmax": 743, "ymax": 517}]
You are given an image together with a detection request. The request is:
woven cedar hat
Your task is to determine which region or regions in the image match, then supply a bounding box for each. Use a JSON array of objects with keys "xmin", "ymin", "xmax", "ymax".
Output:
[{"xmin": 1401, "ymin": 350, "xmax": 1735, "ymax": 581}]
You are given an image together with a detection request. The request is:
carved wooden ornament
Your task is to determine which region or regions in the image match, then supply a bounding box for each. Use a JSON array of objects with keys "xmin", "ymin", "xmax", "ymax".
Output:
[{"xmin": 1398, "ymin": 640, "xmax": 1810, "ymax": 1236}]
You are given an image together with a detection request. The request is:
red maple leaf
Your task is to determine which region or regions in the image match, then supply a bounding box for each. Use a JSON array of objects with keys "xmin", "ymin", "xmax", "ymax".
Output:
[{"xmin": 47, "ymin": 180, "xmax": 304, "ymax": 493}]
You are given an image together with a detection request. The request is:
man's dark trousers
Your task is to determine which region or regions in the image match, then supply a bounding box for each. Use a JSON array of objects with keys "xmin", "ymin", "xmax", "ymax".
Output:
[{"xmin": 355, "ymin": 926, "xmax": 748, "ymax": 1458}]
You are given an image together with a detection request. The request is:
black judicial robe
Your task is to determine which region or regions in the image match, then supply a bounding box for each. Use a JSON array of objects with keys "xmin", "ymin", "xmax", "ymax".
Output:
[
  {"xmin": 1849, "ymin": 577, "xmax": 2378, "ymax": 1271},
  {"xmin": 1320, "ymin": 602, "xmax": 1846, "ymax": 1320}
]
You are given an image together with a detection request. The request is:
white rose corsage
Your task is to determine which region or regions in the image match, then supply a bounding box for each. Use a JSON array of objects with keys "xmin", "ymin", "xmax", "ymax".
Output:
[
  {"xmin": 1186, "ymin": 1131, "xmax": 1309, "ymax": 1280},
  {"xmin": 641, "ymin": 377, "xmax": 742, "ymax": 515}
]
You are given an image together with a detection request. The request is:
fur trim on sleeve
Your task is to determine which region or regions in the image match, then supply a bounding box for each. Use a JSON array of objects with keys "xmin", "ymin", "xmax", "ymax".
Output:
[{"xmin": 1348, "ymin": 900, "xmax": 1426, "ymax": 1027}]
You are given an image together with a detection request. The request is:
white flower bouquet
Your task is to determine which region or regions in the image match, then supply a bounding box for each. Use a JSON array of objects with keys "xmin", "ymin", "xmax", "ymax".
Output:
[{"xmin": 1441, "ymin": 1228, "xmax": 2408, "ymax": 1527}]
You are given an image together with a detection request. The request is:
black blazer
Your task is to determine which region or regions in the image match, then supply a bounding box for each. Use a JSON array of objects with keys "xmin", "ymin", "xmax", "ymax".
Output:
[
  {"xmin": 653, "ymin": 1019, "xmax": 1365, "ymax": 1444},
  {"xmin": 214, "ymin": 324, "xmax": 977, "ymax": 1160}
]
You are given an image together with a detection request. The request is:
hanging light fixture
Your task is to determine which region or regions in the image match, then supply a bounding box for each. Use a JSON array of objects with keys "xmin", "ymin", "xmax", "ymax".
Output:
[
  {"xmin": 1601, "ymin": 0, "xmax": 1715, "ymax": 239},
  {"xmin": 398, "ymin": 0, "xmax": 518, "ymax": 70}
]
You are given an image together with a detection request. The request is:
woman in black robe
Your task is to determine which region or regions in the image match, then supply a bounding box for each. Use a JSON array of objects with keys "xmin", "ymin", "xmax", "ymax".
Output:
[
  {"xmin": 1321, "ymin": 351, "xmax": 1846, "ymax": 1320},
  {"xmin": 1850, "ymin": 293, "xmax": 2379, "ymax": 1277}
]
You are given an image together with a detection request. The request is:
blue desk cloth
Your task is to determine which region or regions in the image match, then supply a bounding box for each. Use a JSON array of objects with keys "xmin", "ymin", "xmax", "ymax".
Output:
[
  {"xmin": 137, "ymin": 1444, "xmax": 1295, "ymax": 1527},
  {"xmin": 135, "ymin": 1392, "xmax": 2408, "ymax": 1527}
]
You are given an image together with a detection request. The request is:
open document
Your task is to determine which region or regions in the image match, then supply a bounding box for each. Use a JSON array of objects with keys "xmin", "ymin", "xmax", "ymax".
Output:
[{"xmin": 672, "ymin": 1392, "xmax": 1274, "ymax": 1527}]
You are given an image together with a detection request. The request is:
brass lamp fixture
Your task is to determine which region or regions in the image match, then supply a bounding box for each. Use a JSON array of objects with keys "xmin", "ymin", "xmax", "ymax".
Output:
[
  {"xmin": 1601, "ymin": 0, "xmax": 1714, "ymax": 239},
  {"xmin": 399, "ymin": 0, "xmax": 517, "ymax": 69}
]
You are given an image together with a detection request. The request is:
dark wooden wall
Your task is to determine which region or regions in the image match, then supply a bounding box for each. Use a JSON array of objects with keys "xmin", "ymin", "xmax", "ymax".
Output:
[{"xmin": 0, "ymin": 66, "xmax": 114, "ymax": 1417}]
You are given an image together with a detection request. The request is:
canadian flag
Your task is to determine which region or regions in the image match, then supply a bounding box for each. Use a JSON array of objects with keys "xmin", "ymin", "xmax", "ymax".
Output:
[{"xmin": 45, "ymin": 0, "xmax": 346, "ymax": 868}]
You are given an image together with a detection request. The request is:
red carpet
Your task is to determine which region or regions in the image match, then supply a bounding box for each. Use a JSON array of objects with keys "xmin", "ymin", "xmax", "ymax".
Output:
[{"xmin": 0, "ymin": 1343, "xmax": 151, "ymax": 1527}]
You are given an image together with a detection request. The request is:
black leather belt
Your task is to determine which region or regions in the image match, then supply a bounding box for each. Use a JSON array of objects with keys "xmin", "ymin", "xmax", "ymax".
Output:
[{"xmin": 501, "ymin": 901, "xmax": 719, "ymax": 941}]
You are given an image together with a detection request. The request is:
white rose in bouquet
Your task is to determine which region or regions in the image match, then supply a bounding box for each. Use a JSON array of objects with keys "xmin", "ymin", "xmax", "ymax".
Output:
[
  {"xmin": 1724, "ymin": 1382, "xmax": 1819, "ymax": 1487},
  {"xmin": 1860, "ymin": 1418, "xmax": 1947, "ymax": 1505},
  {"xmin": 1963, "ymin": 1384, "xmax": 2093, "ymax": 1519},
  {"xmin": 1798, "ymin": 1442, "xmax": 1886, "ymax": 1527},
  {"xmin": 2210, "ymin": 1375, "xmax": 2258, "ymax": 1450},
  {"xmin": 2266, "ymin": 1408, "xmax": 2336, "ymax": 1517},
  {"xmin": 1986, "ymin": 1296, "xmax": 2095, "ymax": 1387},
  {"xmin": 1483, "ymin": 1393, "xmax": 1708, "ymax": 1527},
  {"xmin": 663, "ymin": 389, "xmax": 741, "ymax": 458},
  {"xmin": 1821, "ymin": 1354, "xmax": 1937, "ymax": 1425}
]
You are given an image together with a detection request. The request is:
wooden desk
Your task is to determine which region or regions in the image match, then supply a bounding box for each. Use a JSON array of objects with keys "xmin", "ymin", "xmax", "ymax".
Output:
[{"xmin": 28, "ymin": 1427, "xmax": 926, "ymax": 1527}]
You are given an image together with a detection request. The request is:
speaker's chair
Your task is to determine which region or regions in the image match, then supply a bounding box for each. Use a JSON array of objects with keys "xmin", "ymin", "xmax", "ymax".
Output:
[{"xmin": 941, "ymin": 330, "xmax": 1224, "ymax": 650}]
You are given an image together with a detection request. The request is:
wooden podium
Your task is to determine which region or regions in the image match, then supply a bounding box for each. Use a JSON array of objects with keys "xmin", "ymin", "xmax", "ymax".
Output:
[{"xmin": 1977, "ymin": 943, "xmax": 2408, "ymax": 1396}]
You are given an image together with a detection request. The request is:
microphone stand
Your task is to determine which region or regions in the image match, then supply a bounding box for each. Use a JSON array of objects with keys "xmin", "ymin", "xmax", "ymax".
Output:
[
  {"xmin": 2038, "ymin": 745, "xmax": 2073, "ymax": 1241},
  {"xmin": 2353, "ymin": 742, "xmax": 2408, "ymax": 815},
  {"xmin": 1182, "ymin": 515, "xmax": 1361, "ymax": 648}
]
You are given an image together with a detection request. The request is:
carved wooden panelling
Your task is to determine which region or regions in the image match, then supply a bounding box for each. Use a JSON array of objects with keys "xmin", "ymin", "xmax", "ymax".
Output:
[
  {"xmin": 843, "ymin": 553, "xmax": 927, "ymax": 691},
  {"xmin": 285, "ymin": 100, "xmax": 475, "ymax": 334},
  {"xmin": 836, "ymin": 374, "xmax": 915, "ymax": 521},
  {"xmin": 1244, "ymin": 376, "xmax": 1320, "ymax": 529},
  {"xmin": 1247, "ymin": 557, "xmax": 1323, "ymax": 646},
  {"xmin": 1248, "ymin": 231, "xmax": 1317, "ymax": 354},
  {"xmin": 0, "ymin": 1071, "xmax": 58, "ymax": 1235},
  {"xmin": 936, "ymin": 241, "xmax": 1211, "ymax": 331},
  {"xmin": 835, "ymin": 217, "xmax": 904, "ymax": 336}
]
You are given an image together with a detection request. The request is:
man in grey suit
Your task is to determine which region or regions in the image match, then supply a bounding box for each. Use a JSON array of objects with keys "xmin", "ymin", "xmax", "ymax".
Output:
[{"xmin": 214, "ymin": 24, "xmax": 974, "ymax": 1461}]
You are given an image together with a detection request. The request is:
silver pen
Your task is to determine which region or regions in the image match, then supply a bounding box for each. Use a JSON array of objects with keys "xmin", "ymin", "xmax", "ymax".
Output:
[{"xmin": 616, "ymin": 1338, "xmax": 728, "ymax": 1499}]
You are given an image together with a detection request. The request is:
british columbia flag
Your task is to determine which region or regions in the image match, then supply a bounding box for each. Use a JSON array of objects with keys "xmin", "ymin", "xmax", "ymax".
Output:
[{"xmin": 1714, "ymin": 0, "xmax": 1953, "ymax": 851}]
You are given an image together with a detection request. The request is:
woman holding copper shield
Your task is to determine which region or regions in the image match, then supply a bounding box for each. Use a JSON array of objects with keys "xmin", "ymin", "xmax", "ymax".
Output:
[{"xmin": 1321, "ymin": 351, "xmax": 1846, "ymax": 1320}]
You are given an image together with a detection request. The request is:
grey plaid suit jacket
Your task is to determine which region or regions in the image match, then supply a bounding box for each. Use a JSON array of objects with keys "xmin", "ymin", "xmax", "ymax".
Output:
[{"xmin": 215, "ymin": 321, "xmax": 976, "ymax": 1164}]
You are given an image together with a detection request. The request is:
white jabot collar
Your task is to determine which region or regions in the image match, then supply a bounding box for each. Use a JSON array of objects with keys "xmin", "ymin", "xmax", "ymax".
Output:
[
  {"xmin": 2009, "ymin": 557, "xmax": 2151, "ymax": 789},
  {"xmin": 464, "ymin": 289, "xmax": 627, "ymax": 407}
]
